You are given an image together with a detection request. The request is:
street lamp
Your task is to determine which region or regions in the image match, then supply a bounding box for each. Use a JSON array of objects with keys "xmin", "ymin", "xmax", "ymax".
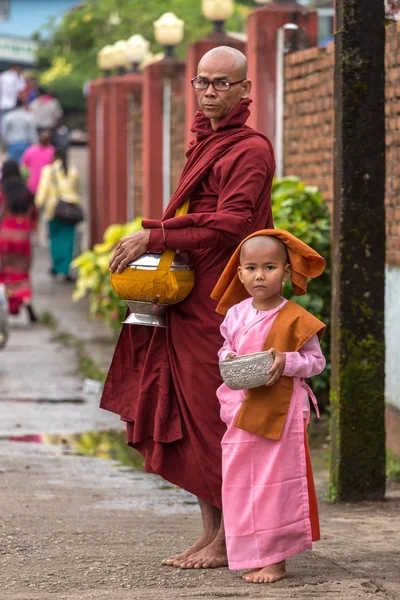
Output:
[
  {"xmin": 126, "ymin": 34, "xmax": 150, "ymax": 72},
  {"xmin": 202, "ymin": 0, "xmax": 234, "ymax": 33},
  {"xmin": 97, "ymin": 45, "xmax": 115, "ymax": 77},
  {"xmin": 153, "ymin": 12, "xmax": 184, "ymax": 57},
  {"xmin": 111, "ymin": 40, "xmax": 129, "ymax": 75}
]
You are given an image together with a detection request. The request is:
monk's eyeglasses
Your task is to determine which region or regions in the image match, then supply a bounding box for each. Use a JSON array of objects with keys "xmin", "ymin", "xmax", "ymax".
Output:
[{"xmin": 191, "ymin": 77, "xmax": 245, "ymax": 91}]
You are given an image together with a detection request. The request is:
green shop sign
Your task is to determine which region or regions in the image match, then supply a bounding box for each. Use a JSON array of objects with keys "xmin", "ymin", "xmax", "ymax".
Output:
[{"xmin": 0, "ymin": 36, "xmax": 38, "ymax": 65}]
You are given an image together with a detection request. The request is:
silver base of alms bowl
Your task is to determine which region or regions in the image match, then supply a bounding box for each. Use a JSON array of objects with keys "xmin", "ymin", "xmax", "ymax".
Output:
[
  {"xmin": 119, "ymin": 252, "xmax": 194, "ymax": 328},
  {"xmin": 123, "ymin": 300, "xmax": 168, "ymax": 328},
  {"xmin": 219, "ymin": 351, "xmax": 274, "ymax": 390}
]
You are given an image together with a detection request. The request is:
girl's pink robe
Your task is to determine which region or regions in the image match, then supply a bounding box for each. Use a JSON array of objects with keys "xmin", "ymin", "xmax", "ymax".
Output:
[{"xmin": 217, "ymin": 297, "xmax": 325, "ymax": 570}]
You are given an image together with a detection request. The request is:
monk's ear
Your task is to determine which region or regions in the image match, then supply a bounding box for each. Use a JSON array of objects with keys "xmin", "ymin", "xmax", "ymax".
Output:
[
  {"xmin": 283, "ymin": 263, "xmax": 292, "ymax": 283},
  {"xmin": 238, "ymin": 265, "xmax": 244, "ymax": 283},
  {"xmin": 241, "ymin": 79, "xmax": 252, "ymax": 98}
]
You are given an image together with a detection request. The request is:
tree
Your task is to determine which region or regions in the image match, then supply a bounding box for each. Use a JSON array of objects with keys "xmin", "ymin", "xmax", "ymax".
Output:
[
  {"xmin": 35, "ymin": 0, "xmax": 251, "ymax": 110},
  {"xmin": 330, "ymin": 0, "xmax": 386, "ymax": 501}
]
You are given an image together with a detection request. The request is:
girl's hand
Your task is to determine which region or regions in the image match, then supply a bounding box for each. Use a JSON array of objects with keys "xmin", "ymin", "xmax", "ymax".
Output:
[
  {"xmin": 265, "ymin": 348, "xmax": 286, "ymax": 386},
  {"xmin": 224, "ymin": 352, "xmax": 236, "ymax": 361}
]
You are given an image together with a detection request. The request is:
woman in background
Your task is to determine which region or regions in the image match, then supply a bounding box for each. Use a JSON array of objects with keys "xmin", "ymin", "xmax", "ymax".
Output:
[
  {"xmin": 35, "ymin": 148, "xmax": 82, "ymax": 282},
  {"xmin": 0, "ymin": 160, "xmax": 37, "ymax": 322},
  {"xmin": 20, "ymin": 130, "xmax": 55, "ymax": 196}
]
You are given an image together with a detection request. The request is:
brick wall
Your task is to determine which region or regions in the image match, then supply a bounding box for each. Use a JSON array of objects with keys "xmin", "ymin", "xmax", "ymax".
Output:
[
  {"xmin": 385, "ymin": 22, "xmax": 400, "ymax": 265},
  {"xmin": 283, "ymin": 22, "xmax": 400, "ymax": 266},
  {"xmin": 283, "ymin": 44, "xmax": 334, "ymax": 205}
]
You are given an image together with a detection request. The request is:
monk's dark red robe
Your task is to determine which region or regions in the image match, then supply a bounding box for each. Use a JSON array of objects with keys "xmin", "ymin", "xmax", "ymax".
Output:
[{"xmin": 100, "ymin": 99, "xmax": 275, "ymax": 508}]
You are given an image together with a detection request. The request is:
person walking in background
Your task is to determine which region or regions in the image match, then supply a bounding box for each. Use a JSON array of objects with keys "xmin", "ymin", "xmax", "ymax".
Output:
[
  {"xmin": 29, "ymin": 88, "xmax": 63, "ymax": 142},
  {"xmin": 21, "ymin": 75, "xmax": 39, "ymax": 106},
  {"xmin": 20, "ymin": 131, "xmax": 55, "ymax": 196},
  {"xmin": 1, "ymin": 98, "xmax": 38, "ymax": 162},
  {"xmin": 0, "ymin": 65, "xmax": 26, "ymax": 133},
  {"xmin": 35, "ymin": 149, "xmax": 82, "ymax": 282},
  {"xmin": 0, "ymin": 160, "xmax": 37, "ymax": 322}
]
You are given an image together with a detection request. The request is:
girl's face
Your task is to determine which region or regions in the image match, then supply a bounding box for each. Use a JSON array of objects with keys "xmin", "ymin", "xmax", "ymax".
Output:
[{"xmin": 238, "ymin": 238, "xmax": 292, "ymax": 303}]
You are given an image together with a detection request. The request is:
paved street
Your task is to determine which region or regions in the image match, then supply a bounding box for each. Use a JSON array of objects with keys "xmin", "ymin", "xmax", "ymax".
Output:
[{"xmin": 0, "ymin": 148, "xmax": 399, "ymax": 600}]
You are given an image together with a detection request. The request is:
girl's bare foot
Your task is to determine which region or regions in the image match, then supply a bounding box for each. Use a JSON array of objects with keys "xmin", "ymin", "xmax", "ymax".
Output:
[
  {"xmin": 241, "ymin": 568, "xmax": 261, "ymax": 580},
  {"xmin": 242, "ymin": 560, "xmax": 286, "ymax": 583}
]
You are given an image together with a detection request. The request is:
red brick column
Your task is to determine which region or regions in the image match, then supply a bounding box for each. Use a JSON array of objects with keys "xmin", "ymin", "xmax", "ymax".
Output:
[
  {"xmin": 87, "ymin": 78, "xmax": 110, "ymax": 245},
  {"xmin": 87, "ymin": 74, "xmax": 143, "ymax": 244},
  {"xmin": 143, "ymin": 58, "xmax": 186, "ymax": 219},
  {"xmin": 108, "ymin": 74, "xmax": 142, "ymax": 226},
  {"xmin": 247, "ymin": 1, "xmax": 318, "ymax": 142},
  {"xmin": 185, "ymin": 32, "xmax": 246, "ymax": 143}
]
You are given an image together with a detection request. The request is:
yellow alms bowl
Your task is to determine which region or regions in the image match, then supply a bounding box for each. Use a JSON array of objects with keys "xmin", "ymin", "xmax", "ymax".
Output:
[{"xmin": 110, "ymin": 252, "xmax": 195, "ymax": 305}]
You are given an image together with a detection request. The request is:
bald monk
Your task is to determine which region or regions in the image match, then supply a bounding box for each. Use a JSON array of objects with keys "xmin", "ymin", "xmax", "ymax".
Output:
[{"xmin": 102, "ymin": 46, "xmax": 275, "ymax": 569}]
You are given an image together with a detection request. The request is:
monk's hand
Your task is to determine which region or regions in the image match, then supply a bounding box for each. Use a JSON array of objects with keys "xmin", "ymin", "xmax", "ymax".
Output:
[
  {"xmin": 109, "ymin": 229, "xmax": 150, "ymax": 273},
  {"xmin": 265, "ymin": 347, "xmax": 286, "ymax": 386}
]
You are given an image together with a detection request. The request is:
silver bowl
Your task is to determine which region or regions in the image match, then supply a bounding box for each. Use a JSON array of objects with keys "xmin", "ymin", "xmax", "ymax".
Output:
[
  {"xmin": 122, "ymin": 252, "xmax": 194, "ymax": 328},
  {"xmin": 219, "ymin": 351, "xmax": 274, "ymax": 390}
]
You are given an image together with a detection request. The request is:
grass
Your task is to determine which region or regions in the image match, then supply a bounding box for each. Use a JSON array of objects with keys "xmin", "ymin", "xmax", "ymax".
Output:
[{"xmin": 40, "ymin": 311, "xmax": 107, "ymax": 383}]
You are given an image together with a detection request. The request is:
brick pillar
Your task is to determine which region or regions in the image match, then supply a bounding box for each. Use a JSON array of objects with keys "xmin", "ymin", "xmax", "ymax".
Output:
[
  {"xmin": 247, "ymin": 1, "xmax": 318, "ymax": 141},
  {"xmin": 87, "ymin": 74, "xmax": 143, "ymax": 243},
  {"xmin": 87, "ymin": 81, "xmax": 99, "ymax": 247},
  {"xmin": 87, "ymin": 78, "xmax": 111, "ymax": 245},
  {"xmin": 143, "ymin": 58, "xmax": 186, "ymax": 219},
  {"xmin": 185, "ymin": 32, "xmax": 246, "ymax": 143},
  {"xmin": 108, "ymin": 74, "xmax": 142, "ymax": 226}
]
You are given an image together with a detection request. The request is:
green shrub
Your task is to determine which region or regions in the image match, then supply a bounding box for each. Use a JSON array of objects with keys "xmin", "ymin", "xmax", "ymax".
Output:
[
  {"xmin": 42, "ymin": 72, "xmax": 87, "ymax": 112},
  {"xmin": 387, "ymin": 450, "xmax": 400, "ymax": 482},
  {"xmin": 272, "ymin": 176, "xmax": 331, "ymax": 405},
  {"xmin": 72, "ymin": 218, "xmax": 143, "ymax": 334}
]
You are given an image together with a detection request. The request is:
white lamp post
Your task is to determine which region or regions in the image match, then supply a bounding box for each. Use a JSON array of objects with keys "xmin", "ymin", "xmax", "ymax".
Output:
[
  {"xmin": 153, "ymin": 12, "xmax": 184, "ymax": 57},
  {"xmin": 202, "ymin": 0, "xmax": 234, "ymax": 33},
  {"xmin": 125, "ymin": 34, "xmax": 150, "ymax": 72},
  {"xmin": 97, "ymin": 45, "xmax": 115, "ymax": 77},
  {"xmin": 111, "ymin": 40, "xmax": 129, "ymax": 74},
  {"xmin": 275, "ymin": 23, "xmax": 299, "ymax": 179}
]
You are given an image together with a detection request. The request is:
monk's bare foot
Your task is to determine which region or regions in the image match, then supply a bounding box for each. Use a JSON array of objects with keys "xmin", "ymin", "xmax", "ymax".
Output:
[
  {"xmin": 242, "ymin": 561, "xmax": 286, "ymax": 583},
  {"xmin": 162, "ymin": 536, "xmax": 212, "ymax": 567},
  {"xmin": 178, "ymin": 539, "xmax": 228, "ymax": 569}
]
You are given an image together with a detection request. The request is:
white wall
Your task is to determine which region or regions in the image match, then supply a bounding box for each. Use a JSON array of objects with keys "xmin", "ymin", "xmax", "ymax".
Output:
[{"xmin": 385, "ymin": 266, "xmax": 400, "ymax": 410}]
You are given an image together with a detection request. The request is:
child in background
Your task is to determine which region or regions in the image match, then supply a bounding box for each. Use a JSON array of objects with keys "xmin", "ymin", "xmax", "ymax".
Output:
[
  {"xmin": 211, "ymin": 229, "xmax": 326, "ymax": 584},
  {"xmin": 0, "ymin": 161, "xmax": 37, "ymax": 321}
]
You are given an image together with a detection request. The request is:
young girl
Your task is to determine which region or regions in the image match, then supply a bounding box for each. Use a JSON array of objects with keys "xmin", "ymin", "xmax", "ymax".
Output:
[
  {"xmin": 0, "ymin": 160, "xmax": 37, "ymax": 321},
  {"xmin": 211, "ymin": 229, "xmax": 326, "ymax": 584}
]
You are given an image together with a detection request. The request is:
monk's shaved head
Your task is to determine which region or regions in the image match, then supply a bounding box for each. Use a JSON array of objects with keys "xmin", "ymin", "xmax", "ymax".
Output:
[
  {"xmin": 198, "ymin": 46, "xmax": 248, "ymax": 79},
  {"xmin": 240, "ymin": 236, "xmax": 289, "ymax": 265},
  {"xmin": 194, "ymin": 46, "xmax": 251, "ymax": 129}
]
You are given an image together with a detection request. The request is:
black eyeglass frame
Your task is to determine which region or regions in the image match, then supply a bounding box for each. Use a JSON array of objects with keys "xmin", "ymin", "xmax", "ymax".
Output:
[{"xmin": 190, "ymin": 77, "xmax": 246, "ymax": 91}]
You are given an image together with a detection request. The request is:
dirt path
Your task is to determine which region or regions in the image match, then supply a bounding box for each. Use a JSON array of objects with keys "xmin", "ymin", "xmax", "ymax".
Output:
[{"xmin": 1, "ymin": 437, "xmax": 399, "ymax": 600}]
